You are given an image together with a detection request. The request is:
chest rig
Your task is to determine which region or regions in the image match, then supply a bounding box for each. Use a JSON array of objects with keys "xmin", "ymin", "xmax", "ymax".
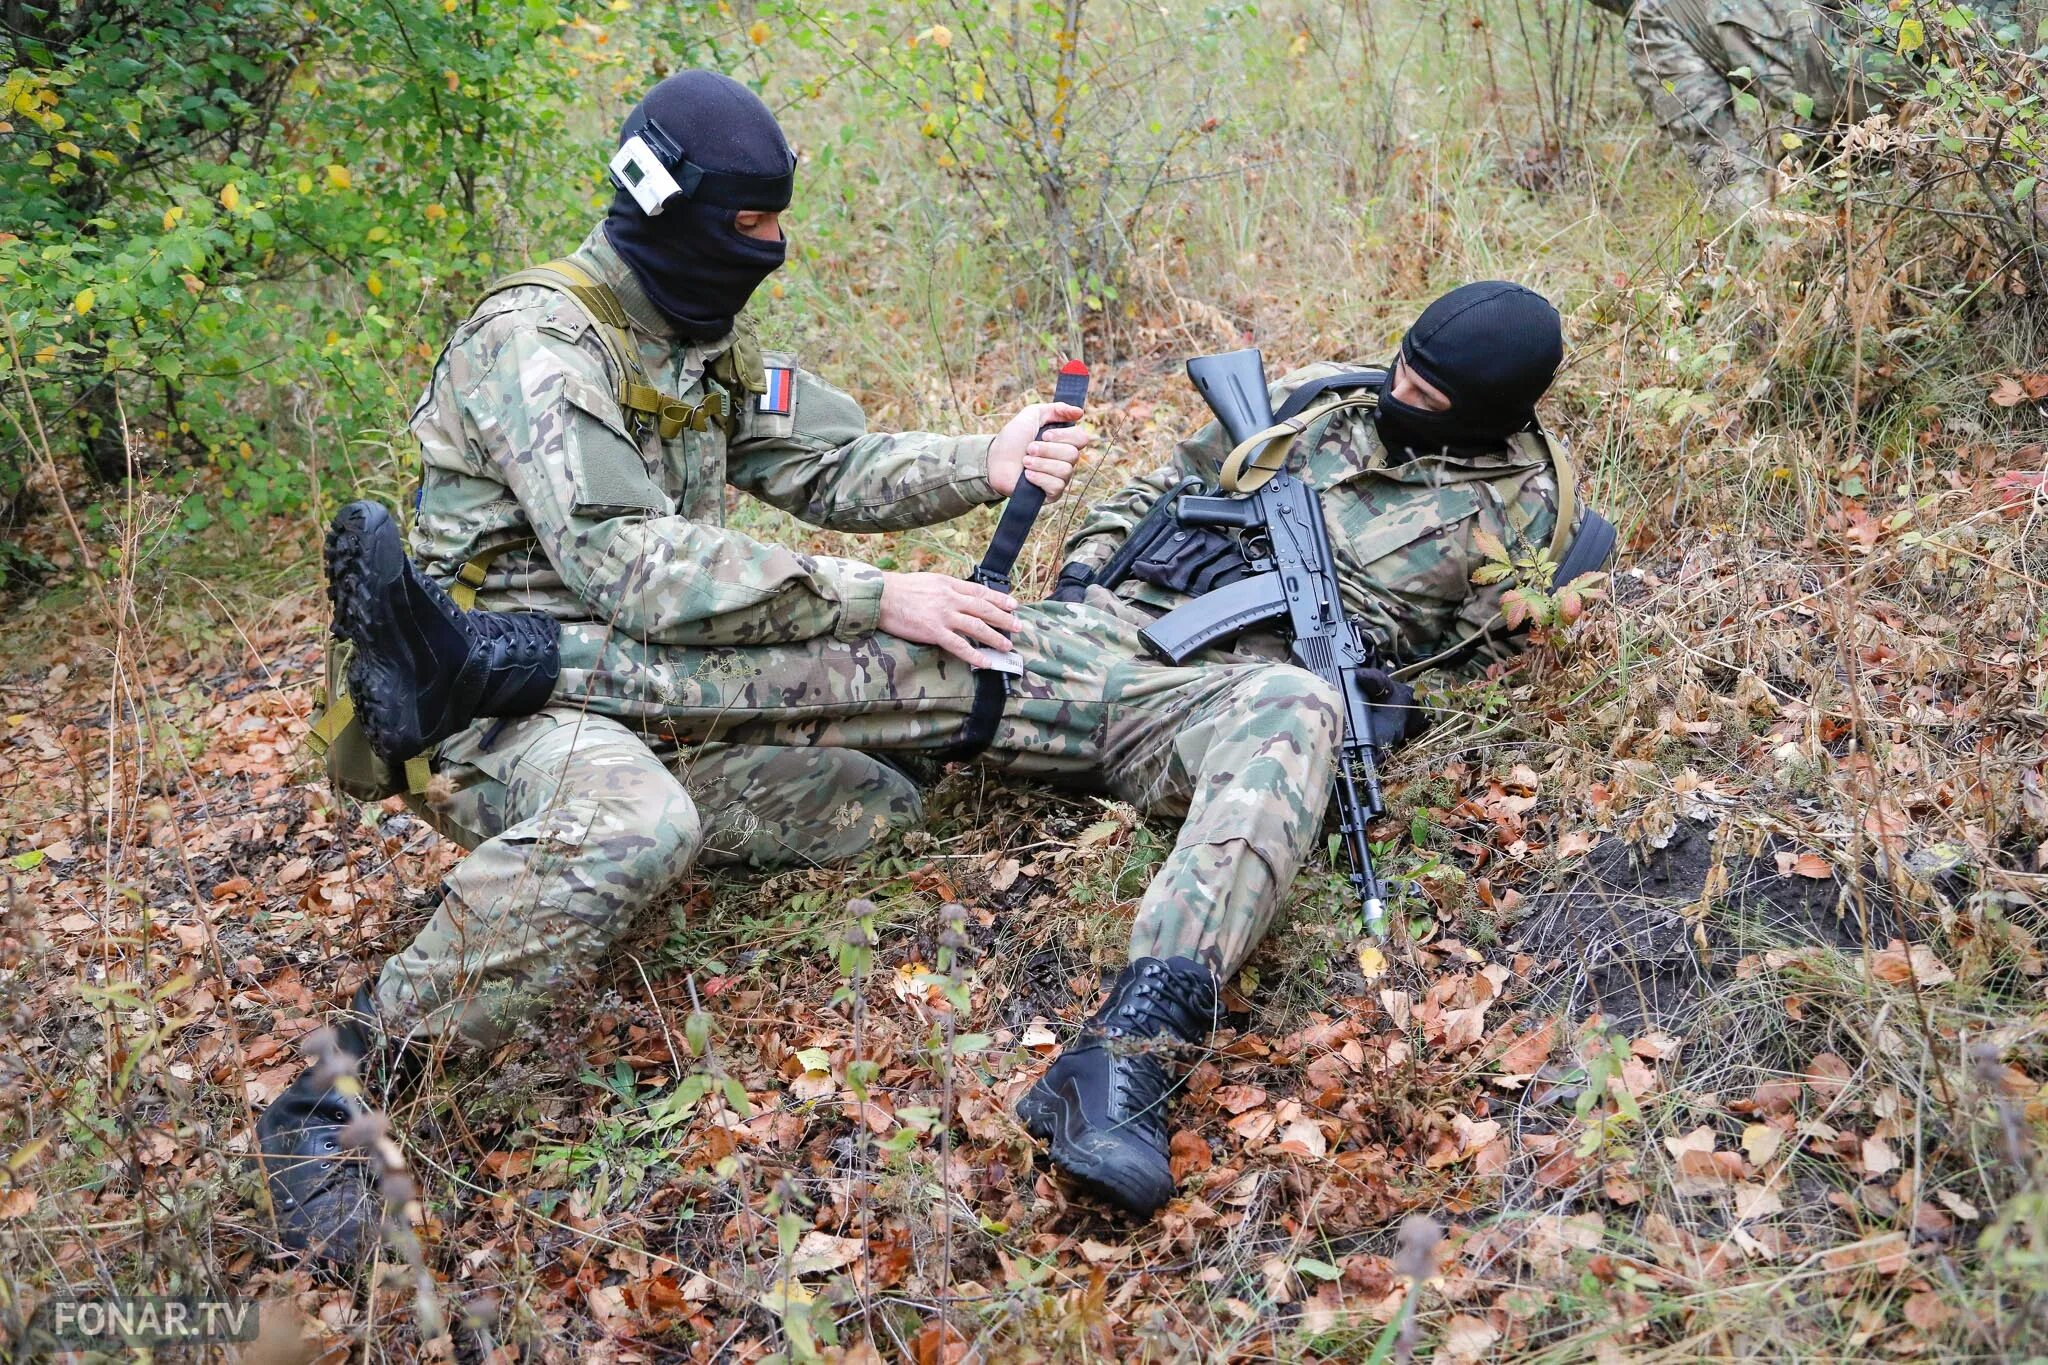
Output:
[{"xmin": 485, "ymin": 257, "xmax": 767, "ymax": 441}]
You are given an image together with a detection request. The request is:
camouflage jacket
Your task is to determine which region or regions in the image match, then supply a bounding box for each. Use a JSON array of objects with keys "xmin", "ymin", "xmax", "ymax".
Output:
[
  {"xmin": 408, "ymin": 225, "xmax": 999, "ymax": 645},
  {"xmin": 1062, "ymin": 363, "xmax": 1581, "ymax": 673}
]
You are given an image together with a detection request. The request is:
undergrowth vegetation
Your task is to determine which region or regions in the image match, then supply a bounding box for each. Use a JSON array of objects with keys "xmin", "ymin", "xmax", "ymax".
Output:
[{"xmin": 3, "ymin": 0, "xmax": 2046, "ymax": 1360}]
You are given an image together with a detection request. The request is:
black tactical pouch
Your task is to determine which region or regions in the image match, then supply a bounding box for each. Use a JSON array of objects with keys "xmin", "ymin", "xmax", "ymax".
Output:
[{"xmin": 1129, "ymin": 525, "xmax": 1248, "ymax": 597}]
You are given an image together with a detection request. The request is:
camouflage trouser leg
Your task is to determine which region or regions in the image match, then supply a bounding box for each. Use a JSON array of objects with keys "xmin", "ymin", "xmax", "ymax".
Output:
[
  {"xmin": 554, "ymin": 601, "xmax": 1342, "ymax": 979},
  {"xmin": 378, "ymin": 708, "xmax": 923, "ymax": 1050},
  {"xmin": 1624, "ymin": 0, "xmax": 1845, "ymax": 194},
  {"xmin": 682, "ymin": 742, "xmax": 924, "ymax": 870}
]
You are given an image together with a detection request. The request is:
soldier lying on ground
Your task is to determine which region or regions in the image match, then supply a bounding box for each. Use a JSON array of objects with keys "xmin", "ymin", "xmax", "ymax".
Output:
[
  {"xmin": 281, "ymin": 280, "xmax": 1612, "ymax": 1252},
  {"xmin": 1604, "ymin": 0, "xmax": 2022, "ymax": 215},
  {"xmin": 261, "ymin": 69, "xmax": 1092, "ymax": 1261}
]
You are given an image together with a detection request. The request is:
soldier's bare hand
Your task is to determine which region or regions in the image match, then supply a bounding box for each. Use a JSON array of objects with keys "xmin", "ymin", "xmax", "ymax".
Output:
[
  {"xmin": 878, "ymin": 571, "xmax": 1021, "ymax": 669},
  {"xmin": 988, "ymin": 402, "xmax": 1093, "ymax": 503}
]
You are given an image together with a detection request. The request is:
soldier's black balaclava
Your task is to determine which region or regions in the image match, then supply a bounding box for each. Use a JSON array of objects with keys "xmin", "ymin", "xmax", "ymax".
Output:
[
  {"xmin": 603, "ymin": 71, "xmax": 796, "ymax": 342},
  {"xmin": 1375, "ymin": 281, "xmax": 1563, "ymax": 454}
]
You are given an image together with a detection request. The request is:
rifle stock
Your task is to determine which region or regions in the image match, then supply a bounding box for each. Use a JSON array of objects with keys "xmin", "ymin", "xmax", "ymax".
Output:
[{"xmin": 1184, "ymin": 349, "xmax": 1274, "ymax": 448}]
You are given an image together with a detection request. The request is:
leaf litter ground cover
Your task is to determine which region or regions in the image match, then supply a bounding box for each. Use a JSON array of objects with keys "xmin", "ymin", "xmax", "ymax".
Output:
[{"xmin": 2, "ymin": 425, "xmax": 2046, "ymax": 1362}]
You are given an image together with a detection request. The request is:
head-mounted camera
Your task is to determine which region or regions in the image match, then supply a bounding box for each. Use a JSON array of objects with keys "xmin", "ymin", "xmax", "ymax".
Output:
[{"xmin": 608, "ymin": 115, "xmax": 797, "ymax": 217}]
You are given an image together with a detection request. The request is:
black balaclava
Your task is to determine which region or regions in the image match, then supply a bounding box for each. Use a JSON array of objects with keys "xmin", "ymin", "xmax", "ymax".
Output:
[
  {"xmin": 1375, "ymin": 281, "xmax": 1564, "ymax": 454},
  {"xmin": 602, "ymin": 71, "xmax": 796, "ymax": 342}
]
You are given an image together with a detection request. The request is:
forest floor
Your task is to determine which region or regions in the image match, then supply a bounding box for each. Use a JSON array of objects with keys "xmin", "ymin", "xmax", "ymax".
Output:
[{"xmin": 3, "ymin": 287, "xmax": 2045, "ymax": 1362}]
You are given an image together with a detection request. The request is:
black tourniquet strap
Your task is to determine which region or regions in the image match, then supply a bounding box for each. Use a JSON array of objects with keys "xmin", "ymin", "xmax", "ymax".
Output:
[{"xmin": 942, "ymin": 362, "xmax": 1091, "ymax": 762}]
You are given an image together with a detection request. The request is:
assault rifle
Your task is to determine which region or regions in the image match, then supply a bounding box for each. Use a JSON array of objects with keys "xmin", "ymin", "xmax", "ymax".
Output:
[{"xmin": 1137, "ymin": 348, "xmax": 1404, "ymax": 940}]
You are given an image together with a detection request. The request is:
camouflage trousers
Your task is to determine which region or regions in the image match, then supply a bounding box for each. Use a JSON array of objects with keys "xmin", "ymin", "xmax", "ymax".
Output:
[
  {"xmin": 555, "ymin": 599, "xmax": 1342, "ymax": 974},
  {"xmin": 373, "ymin": 725, "xmax": 923, "ymax": 1048},
  {"xmin": 376, "ymin": 600, "xmax": 1341, "ymax": 1051},
  {"xmin": 1624, "ymin": 0, "xmax": 1853, "ymax": 195}
]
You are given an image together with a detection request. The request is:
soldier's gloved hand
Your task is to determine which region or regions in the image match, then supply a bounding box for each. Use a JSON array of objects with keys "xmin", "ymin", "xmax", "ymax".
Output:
[
  {"xmin": 1358, "ymin": 668, "xmax": 1430, "ymax": 747},
  {"xmin": 988, "ymin": 402, "xmax": 1093, "ymax": 502},
  {"xmin": 879, "ymin": 571, "xmax": 1021, "ymax": 669}
]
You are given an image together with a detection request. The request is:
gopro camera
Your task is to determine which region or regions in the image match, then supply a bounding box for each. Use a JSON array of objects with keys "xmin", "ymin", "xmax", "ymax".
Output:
[{"xmin": 609, "ymin": 120, "xmax": 688, "ymax": 215}]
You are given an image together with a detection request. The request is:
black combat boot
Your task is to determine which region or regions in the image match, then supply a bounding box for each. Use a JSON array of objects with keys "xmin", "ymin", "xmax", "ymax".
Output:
[
  {"xmin": 1016, "ymin": 955, "xmax": 1220, "ymax": 1216},
  {"xmin": 254, "ymin": 987, "xmax": 385, "ymax": 1265},
  {"xmin": 324, "ymin": 499, "xmax": 558, "ymax": 765}
]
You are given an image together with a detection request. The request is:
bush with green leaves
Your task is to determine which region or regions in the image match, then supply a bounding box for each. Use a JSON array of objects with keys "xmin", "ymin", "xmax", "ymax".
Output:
[
  {"xmin": 0, "ymin": 0, "xmax": 729, "ymax": 545},
  {"xmin": 773, "ymin": 1, "xmax": 1251, "ymax": 345}
]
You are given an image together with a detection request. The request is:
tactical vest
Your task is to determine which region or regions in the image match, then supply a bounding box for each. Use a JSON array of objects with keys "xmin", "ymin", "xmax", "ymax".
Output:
[
  {"xmin": 1209, "ymin": 384, "xmax": 1594, "ymax": 677},
  {"xmin": 306, "ymin": 258, "xmax": 763, "ymax": 800}
]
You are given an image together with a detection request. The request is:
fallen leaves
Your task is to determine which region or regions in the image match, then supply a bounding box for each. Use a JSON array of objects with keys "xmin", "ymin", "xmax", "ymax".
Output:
[{"xmin": 1868, "ymin": 940, "xmax": 1956, "ymax": 988}]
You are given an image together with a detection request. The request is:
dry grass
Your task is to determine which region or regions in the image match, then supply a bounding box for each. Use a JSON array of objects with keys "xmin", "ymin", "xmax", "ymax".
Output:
[{"xmin": 3, "ymin": 1, "xmax": 2046, "ymax": 1361}]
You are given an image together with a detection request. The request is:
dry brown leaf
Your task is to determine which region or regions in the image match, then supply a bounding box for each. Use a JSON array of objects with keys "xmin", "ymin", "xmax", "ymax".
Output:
[
  {"xmin": 1212, "ymin": 1084, "xmax": 1267, "ymax": 1115},
  {"xmin": 1169, "ymin": 1129, "xmax": 1213, "ymax": 1182},
  {"xmin": 1868, "ymin": 940, "xmax": 1955, "ymax": 987},
  {"xmin": 1862, "ymin": 1136, "xmax": 1899, "ymax": 1177},
  {"xmin": 790, "ymin": 1230, "xmax": 865, "ymax": 1277},
  {"xmin": 1440, "ymin": 1312, "xmax": 1501, "ymax": 1363},
  {"xmin": 1735, "ymin": 1183, "xmax": 1783, "ymax": 1220},
  {"xmin": 1904, "ymin": 1291, "xmax": 1954, "ymax": 1332}
]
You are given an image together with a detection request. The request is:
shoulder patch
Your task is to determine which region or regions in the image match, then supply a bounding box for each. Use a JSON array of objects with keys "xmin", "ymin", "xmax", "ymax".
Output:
[{"xmin": 757, "ymin": 364, "xmax": 795, "ymax": 416}]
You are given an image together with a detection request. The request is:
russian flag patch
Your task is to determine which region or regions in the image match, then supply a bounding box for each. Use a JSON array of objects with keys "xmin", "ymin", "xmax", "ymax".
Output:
[{"xmin": 757, "ymin": 366, "xmax": 794, "ymax": 416}]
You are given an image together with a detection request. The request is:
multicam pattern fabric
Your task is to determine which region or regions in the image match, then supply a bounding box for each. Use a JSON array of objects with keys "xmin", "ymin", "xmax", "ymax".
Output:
[
  {"xmin": 385, "ymin": 222, "xmax": 1000, "ymax": 1048},
  {"xmin": 407, "ymin": 224, "xmax": 1000, "ymax": 645},
  {"xmin": 1621, "ymin": 0, "xmax": 1857, "ymax": 198},
  {"xmin": 377, "ymin": 713, "xmax": 924, "ymax": 1048},
  {"xmin": 1062, "ymin": 362, "xmax": 1576, "ymax": 676},
  {"xmin": 551, "ymin": 599, "xmax": 1343, "ymax": 982}
]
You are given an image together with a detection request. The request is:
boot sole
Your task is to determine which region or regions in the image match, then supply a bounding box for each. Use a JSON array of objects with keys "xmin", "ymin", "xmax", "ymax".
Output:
[
  {"xmin": 1016, "ymin": 1083, "xmax": 1176, "ymax": 1215},
  {"xmin": 323, "ymin": 502, "xmax": 414, "ymax": 765}
]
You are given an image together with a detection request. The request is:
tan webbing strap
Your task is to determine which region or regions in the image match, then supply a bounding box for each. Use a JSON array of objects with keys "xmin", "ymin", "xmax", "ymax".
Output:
[
  {"xmin": 448, "ymin": 535, "xmax": 539, "ymax": 611},
  {"xmin": 308, "ymin": 694, "xmax": 353, "ymax": 752},
  {"xmin": 1218, "ymin": 393, "xmax": 1383, "ymax": 494},
  {"xmin": 484, "ymin": 260, "xmax": 747, "ymax": 440},
  {"xmin": 1540, "ymin": 431, "xmax": 1580, "ymax": 568},
  {"xmin": 484, "ymin": 262, "xmax": 668, "ymax": 430}
]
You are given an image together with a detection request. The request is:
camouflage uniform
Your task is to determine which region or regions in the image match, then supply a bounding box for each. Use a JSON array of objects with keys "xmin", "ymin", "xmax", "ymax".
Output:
[
  {"xmin": 382, "ymin": 225, "xmax": 1001, "ymax": 1048},
  {"xmin": 1622, "ymin": 0, "xmax": 1862, "ymax": 202},
  {"xmin": 543, "ymin": 361, "xmax": 1584, "ymax": 984},
  {"xmin": 1063, "ymin": 363, "xmax": 1582, "ymax": 680},
  {"xmin": 549, "ymin": 604, "xmax": 1342, "ymax": 983}
]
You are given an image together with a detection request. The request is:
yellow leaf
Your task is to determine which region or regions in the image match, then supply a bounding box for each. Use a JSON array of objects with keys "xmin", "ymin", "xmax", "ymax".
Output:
[
  {"xmin": 296, "ymin": 172, "xmax": 313, "ymax": 194},
  {"xmin": 1780, "ymin": 132, "xmax": 1803, "ymax": 150},
  {"xmin": 366, "ymin": 224, "xmax": 389, "ymax": 242},
  {"xmin": 32, "ymin": 344, "xmax": 55, "ymax": 365},
  {"xmin": 747, "ymin": 19, "xmax": 770, "ymax": 43},
  {"xmin": 55, "ymin": 139, "xmax": 78, "ymax": 157},
  {"xmin": 444, "ymin": 68, "xmax": 459, "ymax": 92},
  {"xmin": 928, "ymin": 22, "xmax": 952, "ymax": 47},
  {"xmin": 7, "ymin": 1134, "xmax": 51, "ymax": 1173},
  {"xmin": 325, "ymin": 163, "xmax": 351, "ymax": 190},
  {"xmin": 365, "ymin": 272, "xmax": 383, "ymax": 297},
  {"xmin": 219, "ymin": 182, "xmax": 241, "ymax": 211},
  {"xmin": 441, "ymin": 0, "xmax": 456, "ymax": 10},
  {"xmin": 1897, "ymin": 16, "xmax": 1924, "ymax": 51},
  {"xmin": 162, "ymin": 204, "xmax": 184, "ymax": 231},
  {"xmin": 423, "ymin": 202, "xmax": 446, "ymax": 221},
  {"xmin": 72, "ymin": 287, "xmax": 94, "ymax": 315},
  {"xmin": 324, "ymin": 330, "xmax": 340, "ymax": 347},
  {"xmin": 1357, "ymin": 943, "xmax": 1387, "ymax": 980}
]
